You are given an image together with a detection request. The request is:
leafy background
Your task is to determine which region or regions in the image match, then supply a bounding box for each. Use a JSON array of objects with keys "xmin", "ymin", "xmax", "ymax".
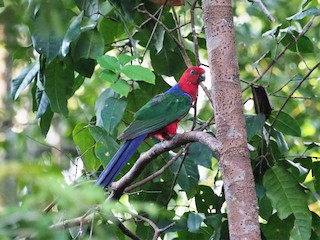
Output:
[{"xmin": 0, "ymin": 0, "xmax": 320, "ymax": 239}]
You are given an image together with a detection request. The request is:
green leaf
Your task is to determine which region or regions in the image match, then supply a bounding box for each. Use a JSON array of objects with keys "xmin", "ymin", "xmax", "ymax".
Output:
[
  {"xmin": 266, "ymin": 125, "xmax": 289, "ymax": 153},
  {"xmin": 44, "ymin": 59, "xmax": 74, "ymax": 116},
  {"xmin": 99, "ymin": 70, "xmax": 118, "ymax": 83},
  {"xmin": 263, "ymin": 165, "xmax": 312, "ymax": 240},
  {"xmin": 61, "ymin": 11, "xmax": 84, "ymax": 57},
  {"xmin": 150, "ymin": 44, "xmax": 185, "ymax": 78},
  {"xmin": 286, "ymin": 7, "xmax": 320, "ymax": 21},
  {"xmin": 171, "ymin": 154, "xmax": 199, "ymax": 199},
  {"xmin": 121, "ymin": 65, "xmax": 155, "ymax": 84},
  {"xmin": 97, "ymin": 55, "xmax": 120, "ymax": 72},
  {"xmin": 74, "ymin": 0, "xmax": 99, "ymax": 21},
  {"xmin": 73, "ymin": 58, "xmax": 95, "ymax": 77},
  {"xmin": 154, "ymin": 26, "xmax": 165, "ymax": 53},
  {"xmin": 11, "ymin": 61, "xmax": 39, "ymax": 100},
  {"xmin": 187, "ymin": 212, "xmax": 205, "ymax": 233},
  {"xmin": 281, "ymin": 31, "xmax": 314, "ymax": 53},
  {"xmin": 269, "ymin": 111, "xmax": 301, "ymax": 137},
  {"xmin": 95, "ymin": 89, "xmax": 127, "ymax": 135},
  {"xmin": 188, "ymin": 142, "xmax": 213, "ymax": 169},
  {"xmin": 72, "ymin": 123, "xmax": 100, "ymax": 172},
  {"xmin": 32, "ymin": 16, "xmax": 63, "ymax": 62},
  {"xmin": 39, "ymin": 107, "xmax": 53, "ymax": 136},
  {"xmin": 111, "ymin": 79, "xmax": 130, "ymax": 97},
  {"xmin": 35, "ymin": 90, "xmax": 50, "ymax": 120},
  {"xmin": 245, "ymin": 114, "xmax": 265, "ymax": 140},
  {"xmin": 73, "ymin": 29, "xmax": 104, "ymax": 60},
  {"xmin": 195, "ymin": 185, "xmax": 220, "ymax": 214},
  {"xmin": 261, "ymin": 213, "xmax": 294, "ymax": 239},
  {"xmin": 88, "ymin": 126, "xmax": 120, "ymax": 167},
  {"xmin": 118, "ymin": 54, "xmax": 138, "ymax": 66},
  {"xmin": 205, "ymin": 214, "xmax": 223, "ymax": 240}
]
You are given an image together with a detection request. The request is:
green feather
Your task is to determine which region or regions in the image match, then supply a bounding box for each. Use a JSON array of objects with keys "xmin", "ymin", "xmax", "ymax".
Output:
[{"xmin": 118, "ymin": 92, "xmax": 192, "ymax": 141}]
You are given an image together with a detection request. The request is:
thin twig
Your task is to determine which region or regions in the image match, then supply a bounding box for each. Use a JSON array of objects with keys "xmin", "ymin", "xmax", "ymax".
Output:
[
  {"xmin": 125, "ymin": 149, "xmax": 183, "ymax": 192},
  {"xmin": 136, "ymin": 215, "xmax": 175, "ymax": 240},
  {"xmin": 251, "ymin": 0, "xmax": 275, "ymax": 22}
]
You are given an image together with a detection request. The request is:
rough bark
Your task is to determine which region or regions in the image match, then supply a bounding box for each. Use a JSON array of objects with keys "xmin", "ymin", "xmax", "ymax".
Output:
[{"xmin": 202, "ymin": 0, "xmax": 261, "ymax": 239}]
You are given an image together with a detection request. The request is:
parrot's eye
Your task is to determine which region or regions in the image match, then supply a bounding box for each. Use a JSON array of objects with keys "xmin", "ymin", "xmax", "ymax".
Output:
[{"xmin": 190, "ymin": 69, "xmax": 197, "ymax": 75}]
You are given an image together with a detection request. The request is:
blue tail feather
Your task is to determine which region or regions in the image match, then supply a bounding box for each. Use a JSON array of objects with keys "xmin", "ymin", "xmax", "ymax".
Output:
[{"xmin": 96, "ymin": 134, "xmax": 147, "ymax": 188}]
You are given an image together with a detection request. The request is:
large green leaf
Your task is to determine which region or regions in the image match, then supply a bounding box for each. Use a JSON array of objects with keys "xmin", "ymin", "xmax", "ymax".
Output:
[
  {"xmin": 245, "ymin": 114, "xmax": 265, "ymax": 140},
  {"xmin": 111, "ymin": 79, "xmax": 130, "ymax": 97},
  {"xmin": 121, "ymin": 65, "xmax": 155, "ymax": 84},
  {"xmin": 261, "ymin": 213, "xmax": 294, "ymax": 239},
  {"xmin": 74, "ymin": 0, "xmax": 99, "ymax": 20},
  {"xmin": 195, "ymin": 185, "xmax": 221, "ymax": 214},
  {"xmin": 72, "ymin": 123, "xmax": 100, "ymax": 172},
  {"xmin": 31, "ymin": 13, "xmax": 64, "ymax": 62},
  {"xmin": 11, "ymin": 61, "xmax": 39, "ymax": 100},
  {"xmin": 280, "ymin": 31, "xmax": 314, "ymax": 53},
  {"xmin": 97, "ymin": 55, "xmax": 120, "ymax": 72},
  {"xmin": 35, "ymin": 89, "xmax": 50, "ymax": 120},
  {"xmin": 61, "ymin": 11, "xmax": 84, "ymax": 57},
  {"xmin": 39, "ymin": 108, "xmax": 54, "ymax": 137},
  {"xmin": 44, "ymin": 59, "xmax": 74, "ymax": 116},
  {"xmin": 88, "ymin": 126, "xmax": 120, "ymax": 168},
  {"xmin": 150, "ymin": 36, "xmax": 186, "ymax": 78},
  {"xmin": 73, "ymin": 29, "xmax": 104, "ymax": 60},
  {"xmin": 205, "ymin": 214, "xmax": 224, "ymax": 240},
  {"xmin": 187, "ymin": 212, "xmax": 205, "ymax": 233},
  {"xmin": 269, "ymin": 111, "xmax": 301, "ymax": 137},
  {"xmin": 171, "ymin": 154, "xmax": 199, "ymax": 199},
  {"xmin": 263, "ymin": 165, "xmax": 312, "ymax": 240},
  {"xmin": 95, "ymin": 89, "xmax": 127, "ymax": 135},
  {"xmin": 265, "ymin": 125, "xmax": 289, "ymax": 153},
  {"xmin": 188, "ymin": 142, "xmax": 213, "ymax": 169}
]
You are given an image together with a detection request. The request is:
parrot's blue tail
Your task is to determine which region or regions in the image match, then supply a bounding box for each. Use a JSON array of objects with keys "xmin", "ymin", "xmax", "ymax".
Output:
[{"xmin": 96, "ymin": 134, "xmax": 147, "ymax": 188}]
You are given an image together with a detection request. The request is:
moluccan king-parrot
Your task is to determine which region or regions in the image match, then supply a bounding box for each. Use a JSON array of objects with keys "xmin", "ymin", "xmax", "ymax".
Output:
[{"xmin": 96, "ymin": 66, "xmax": 205, "ymax": 188}]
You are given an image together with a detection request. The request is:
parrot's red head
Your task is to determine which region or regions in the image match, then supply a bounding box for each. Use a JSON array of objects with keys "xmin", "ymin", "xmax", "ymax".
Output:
[{"xmin": 178, "ymin": 66, "xmax": 205, "ymax": 102}]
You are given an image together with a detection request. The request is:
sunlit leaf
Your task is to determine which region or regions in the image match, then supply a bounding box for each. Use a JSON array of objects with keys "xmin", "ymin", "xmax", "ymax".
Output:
[
  {"xmin": 118, "ymin": 54, "xmax": 138, "ymax": 66},
  {"xmin": 121, "ymin": 65, "xmax": 155, "ymax": 84},
  {"xmin": 97, "ymin": 55, "xmax": 120, "ymax": 72},
  {"xmin": 111, "ymin": 79, "xmax": 130, "ymax": 97}
]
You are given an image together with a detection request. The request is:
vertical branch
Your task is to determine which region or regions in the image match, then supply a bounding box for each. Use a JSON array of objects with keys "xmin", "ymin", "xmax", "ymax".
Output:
[{"xmin": 202, "ymin": 0, "xmax": 261, "ymax": 239}]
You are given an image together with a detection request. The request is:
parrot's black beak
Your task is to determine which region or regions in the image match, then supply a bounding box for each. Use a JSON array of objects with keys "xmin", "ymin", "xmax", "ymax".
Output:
[{"xmin": 198, "ymin": 73, "xmax": 205, "ymax": 83}]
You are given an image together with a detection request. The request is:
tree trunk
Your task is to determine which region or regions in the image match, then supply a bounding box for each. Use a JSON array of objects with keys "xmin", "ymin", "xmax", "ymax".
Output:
[{"xmin": 202, "ymin": 0, "xmax": 261, "ymax": 239}]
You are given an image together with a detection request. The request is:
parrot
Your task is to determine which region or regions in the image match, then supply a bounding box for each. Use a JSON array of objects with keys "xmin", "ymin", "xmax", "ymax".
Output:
[{"xmin": 96, "ymin": 66, "xmax": 205, "ymax": 188}]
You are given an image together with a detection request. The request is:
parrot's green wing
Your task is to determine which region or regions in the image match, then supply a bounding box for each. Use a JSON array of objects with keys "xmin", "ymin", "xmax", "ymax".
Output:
[{"xmin": 118, "ymin": 89, "xmax": 192, "ymax": 141}]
